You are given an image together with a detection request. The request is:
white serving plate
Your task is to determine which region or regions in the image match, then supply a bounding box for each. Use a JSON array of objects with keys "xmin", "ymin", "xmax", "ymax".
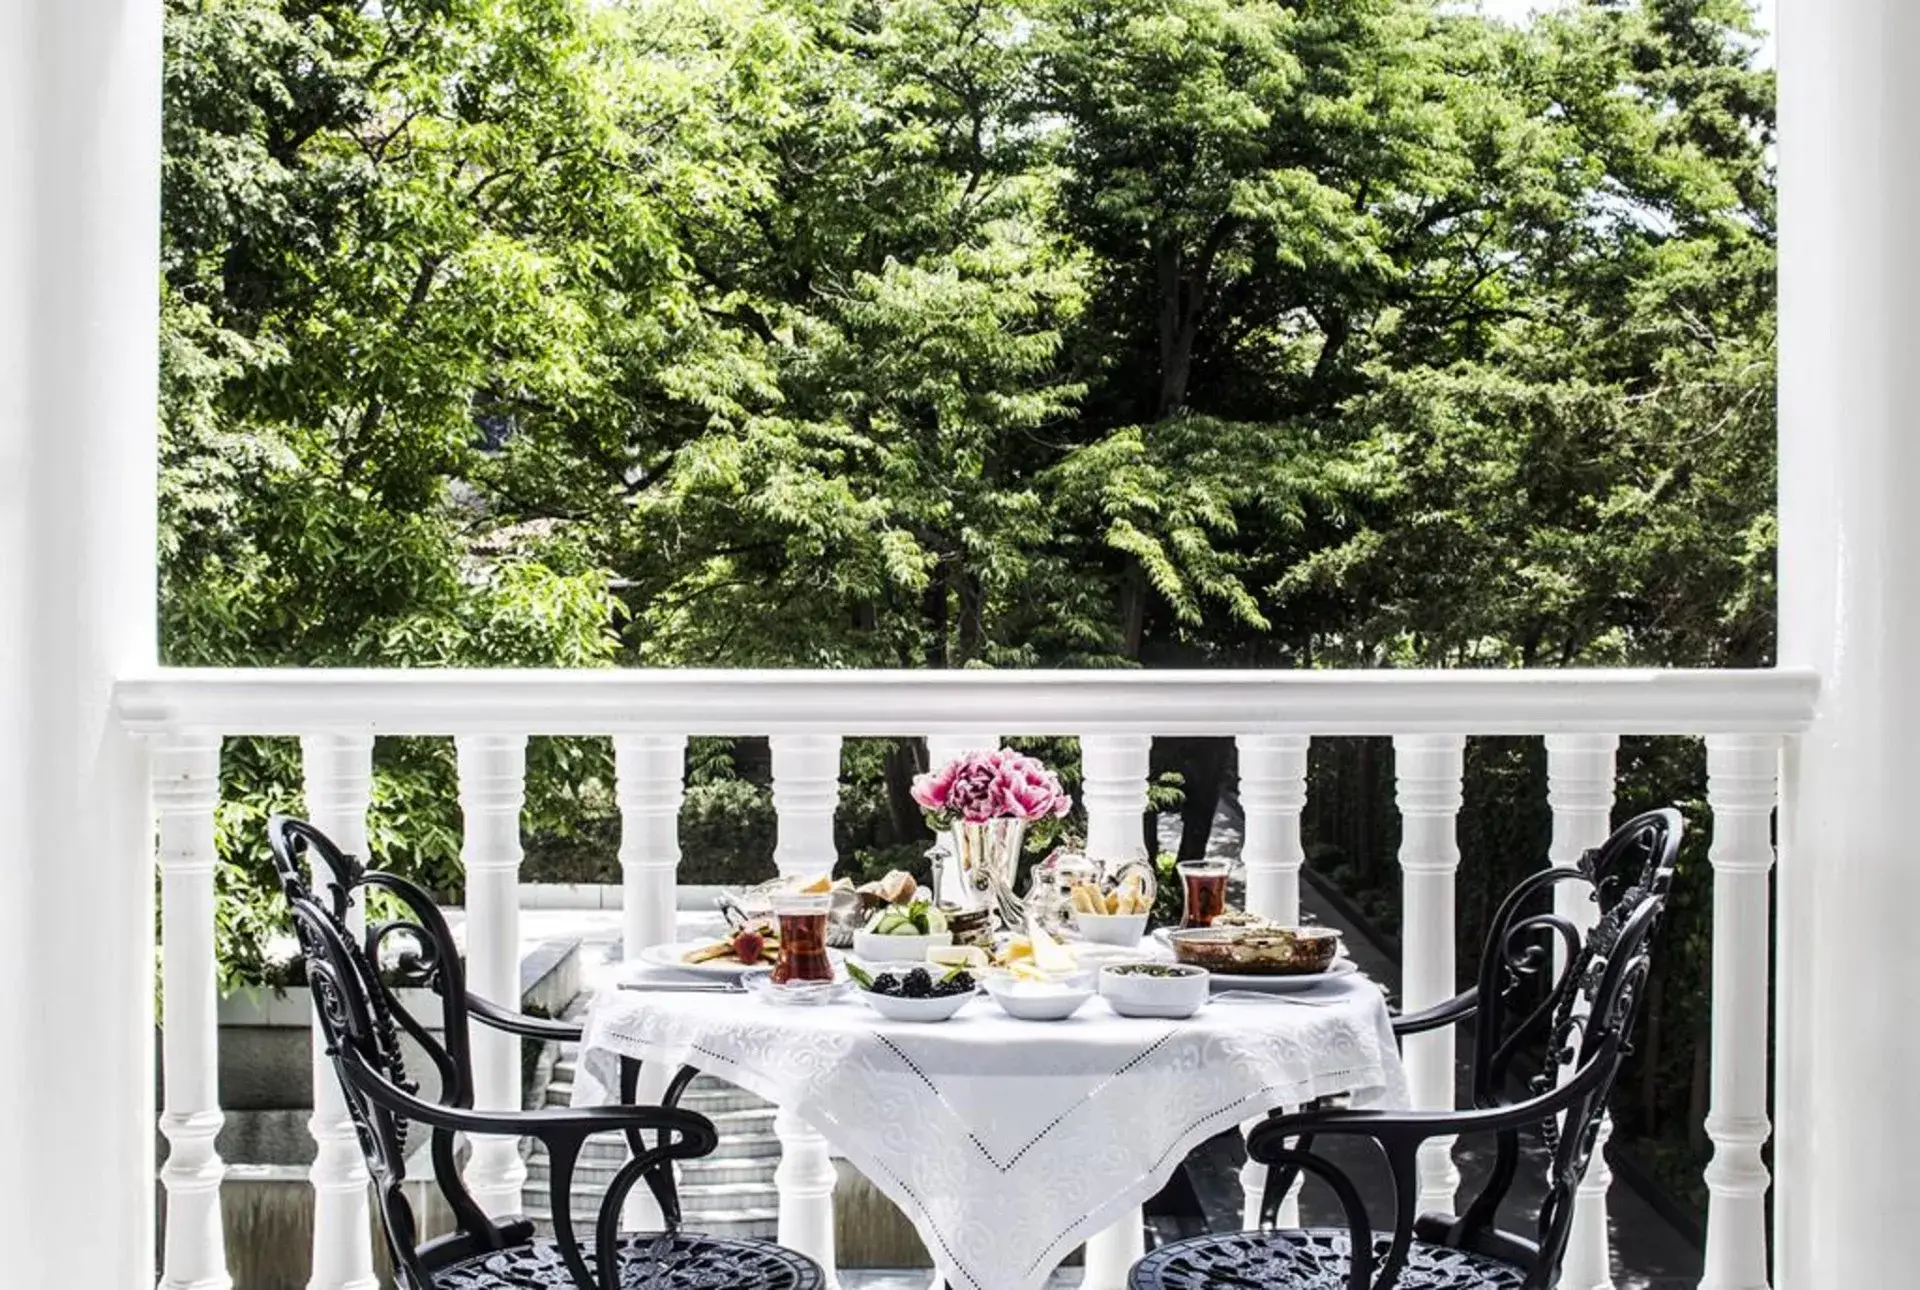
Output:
[{"xmin": 1204, "ymin": 958, "xmax": 1361, "ymax": 992}]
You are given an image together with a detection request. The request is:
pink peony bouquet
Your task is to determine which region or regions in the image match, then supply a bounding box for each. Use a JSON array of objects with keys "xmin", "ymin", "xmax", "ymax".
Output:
[{"xmin": 911, "ymin": 749, "xmax": 1073, "ymax": 825}]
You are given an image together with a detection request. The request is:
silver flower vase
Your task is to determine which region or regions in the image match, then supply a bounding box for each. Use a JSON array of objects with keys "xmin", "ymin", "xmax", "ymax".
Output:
[{"xmin": 948, "ymin": 818, "xmax": 1029, "ymax": 932}]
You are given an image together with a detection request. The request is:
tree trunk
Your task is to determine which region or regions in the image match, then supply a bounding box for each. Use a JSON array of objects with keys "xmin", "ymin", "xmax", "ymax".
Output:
[
  {"xmin": 955, "ymin": 568, "xmax": 984, "ymax": 665},
  {"xmin": 882, "ymin": 740, "xmax": 923, "ymax": 846},
  {"xmin": 922, "ymin": 565, "xmax": 949, "ymax": 669}
]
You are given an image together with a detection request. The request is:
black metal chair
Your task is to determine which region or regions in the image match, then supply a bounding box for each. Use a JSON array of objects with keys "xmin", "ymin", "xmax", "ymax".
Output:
[
  {"xmin": 267, "ymin": 815, "xmax": 824, "ymax": 1290},
  {"xmin": 1129, "ymin": 808, "xmax": 1682, "ymax": 1290}
]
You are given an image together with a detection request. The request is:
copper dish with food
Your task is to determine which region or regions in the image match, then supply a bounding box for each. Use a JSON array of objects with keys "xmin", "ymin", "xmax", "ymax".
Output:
[{"xmin": 1166, "ymin": 924, "xmax": 1343, "ymax": 976}]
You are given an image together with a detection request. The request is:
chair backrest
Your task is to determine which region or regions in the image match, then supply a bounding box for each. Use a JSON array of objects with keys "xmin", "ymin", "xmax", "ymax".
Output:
[
  {"xmin": 267, "ymin": 816, "xmax": 505, "ymax": 1287},
  {"xmin": 1456, "ymin": 808, "xmax": 1681, "ymax": 1282}
]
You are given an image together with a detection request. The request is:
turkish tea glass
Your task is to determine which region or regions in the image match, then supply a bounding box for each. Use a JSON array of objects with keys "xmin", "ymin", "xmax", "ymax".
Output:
[
  {"xmin": 772, "ymin": 892, "xmax": 835, "ymax": 984},
  {"xmin": 1177, "ymin": 860, "xmax": 1231, "ymax": 929}
]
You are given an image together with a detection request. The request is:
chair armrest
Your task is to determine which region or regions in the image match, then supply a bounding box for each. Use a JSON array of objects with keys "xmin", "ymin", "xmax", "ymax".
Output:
[
  {"xmin": 340, "ymin": 1045, "xmax": 717, "ymax": 1153},
  {"xmin": 465, "ymin": 990, "xmax": 585, "ymax": 1042},
  {"xmin": 1391, "ymin": 986, "xmax": 1479, "ymax": 1038},
  {"xmin": 1251, "ymin": 1027, "xmax": 1622, "ymax": 1156}
]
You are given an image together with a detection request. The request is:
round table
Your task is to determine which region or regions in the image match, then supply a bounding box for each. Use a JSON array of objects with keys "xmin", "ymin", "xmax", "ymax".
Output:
[{"xmin": 573, "ymin": 970, "xmax": 1408, "ymax": 1290}]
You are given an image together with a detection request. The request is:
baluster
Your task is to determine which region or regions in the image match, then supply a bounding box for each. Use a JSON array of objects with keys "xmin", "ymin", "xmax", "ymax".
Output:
[
  {"xmin": 1547, "ymin": 735, "xmax": 1620, "ymax": 1290},
  {"xmin": 1236, "ymin": 735, "xmax": 1311, "ymax": 1230},
  {"xmin": 1081, "ymin": 734, "xmax": 1152, "ymax": 861},
  {"xmin": 615, "ymin": 735, "xmax": 686, "ymax": 959},
  {"xmin": 1701, "ymin": 736, "xmax": 1778, "ymax": 1290},
  {"xmin": 1238, "ymin": 735, "xmax": 1309, "ymax": 925},
  {"xmin": 300, "ymin": 734, "xmax": 379, "ymax": 1290},
  {"xmin": 1394, "ymin": 734, "xmax": 1464, "ymax": 1215},
  {"xmin": 156, "ymin": 734, "xmax": 231, "ymax": 1290},
  {"xmin": 770, "ymin": 735, "xmax": 843, "ymax": 1288},
  {"xmin": 455, "ymin": 734, "xmax": 528, "ymax": 1217},
  {"xmin": 1077, "ymin": 735, "xmax": 1153, "ymax": 1287},
  {"xmin": 613, "ymin": 736, "xmax": 686, "ymax": 1231}
]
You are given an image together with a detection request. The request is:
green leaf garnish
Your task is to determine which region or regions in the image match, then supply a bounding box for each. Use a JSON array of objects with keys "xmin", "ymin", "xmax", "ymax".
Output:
[
  {"xmin": 846, "ymin": 961, "xmax": 875, "ymax": 989},
  {"xmin": 939, "ymin": 963, "xmax": 967, "ymax": 984}
]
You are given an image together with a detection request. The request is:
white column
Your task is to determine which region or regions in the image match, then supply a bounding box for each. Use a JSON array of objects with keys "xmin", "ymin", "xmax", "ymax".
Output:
[
  {"xmin": 1077, "ymin": 735, "xmax": 1153, "ymax": 1286},
  {"xmin": 1701, "ymin": 736, "xmax": 1778, "ymax": 1290},
  {"xmin": 156, "ymin": 734, "xmax": 231, "ymax": 1290},
  {"xmin": 1074, "ymin": 736, "xmax": 1157, "ymax": 1279},
  {"xmin": 771, "ymin": 735, "xmax": 842, "ymax": 879},
  {"xmin": 1237, "ymin": 735, "xmax": 1309, "ymax": 923},
  {"xmin": 769, "ymin": 735, "xmax": 841, "ymax": 1286},
  {"xmin": 614, "ymin": 737, "xmax": 684, "ymax": 1232},
  {"xmin": 456, "ymin": 735, "xmax": 529, "ymax": 1217},
  {"xmin": 0, "ymin": 0, "xmax": 162, "ymax": 1282},
  {"xmin": 1236, "ymin": 735, "xmax": 1310, "ymax": 1231},
  {"xmin": 1546, "ymin": 735, "xmax": 1619, "ymax": 1290},
  {"xmin": 300, "ymin": 735, "xmax": 379, "ymax": 1290},
  {"xmin": 1394, "ymin": 734, "xmax": 1464, "ymax": 1216},
  {"xmin": 1776, "ymin": 2, "xmax": 1920, "ymax": 1285},
  {"xmin": 615, "ymin": 735, "xmax": 686, "ymax": 958},
  {"xmin": 1081, "ymin": 734, "xmax": 1152, "ymax": 861}
]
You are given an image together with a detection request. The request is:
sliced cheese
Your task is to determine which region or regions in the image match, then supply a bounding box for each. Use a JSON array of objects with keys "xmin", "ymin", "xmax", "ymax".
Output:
[
  {"xmin": 1027, "ymin": 918, "xmax": 1077, "ymax": 975},
  {"xmin": 928, "ymin": 945, "xmax": 988, "ymax": 969}
]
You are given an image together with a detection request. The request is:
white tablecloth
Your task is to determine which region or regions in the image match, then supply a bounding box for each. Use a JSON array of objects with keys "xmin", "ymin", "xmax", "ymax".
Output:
[{"xmin": 573, "ymin": 972, "xmax": 1408, "ymax": 1290}]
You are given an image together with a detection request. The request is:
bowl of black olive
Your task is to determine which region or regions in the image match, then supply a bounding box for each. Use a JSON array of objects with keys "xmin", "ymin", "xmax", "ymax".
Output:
[
  {"xmin": 1099, "ymin": 961, "xmax": 1209, "ymax": 1019},
  {"xmin": 846, "ymin": 961, "xmax": 980, "ymax": 1022}
]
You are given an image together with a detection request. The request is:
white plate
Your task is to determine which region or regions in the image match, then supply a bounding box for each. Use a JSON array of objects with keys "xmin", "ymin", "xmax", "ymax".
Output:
[
  {"xmin": 1204, "ymin": 958, "xmax": 1360, "ymax": 992},
  {"xmin": 638, "ymin": 940, "xmax": 844, "ymax": 978}
]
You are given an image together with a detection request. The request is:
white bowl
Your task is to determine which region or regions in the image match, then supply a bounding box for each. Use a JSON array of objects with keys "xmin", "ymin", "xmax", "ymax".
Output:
[
  {"xmin": 852, "ymin": 929, "xmax": 952, "ymax": 963},
  {"xmin": 1099, "ymin": 963, "xmax": 1209, "ymax": 1019},
  {"xmin": 981, "ymin": 969, "xmax": 1097, "ymax": 1021},
  {"xmin": 1072, "ymin": 911, "xmax": 1151, "ymax": 947},
  {"xmin": 853, "ymin": 962, "xmax": 977, "ymax": 1023}
]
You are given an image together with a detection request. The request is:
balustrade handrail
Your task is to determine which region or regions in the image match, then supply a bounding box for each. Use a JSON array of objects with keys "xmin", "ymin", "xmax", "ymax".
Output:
[{"xmin": 116, "ymin": 665, "xmax": 1819, "ymax": 737}]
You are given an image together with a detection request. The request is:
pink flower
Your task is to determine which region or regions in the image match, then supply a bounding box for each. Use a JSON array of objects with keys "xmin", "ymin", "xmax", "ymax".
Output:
[
  {"xmin": 915, "ymin": 749, "xmax": 1072, "ymax": 824},
  {"xmin": 910, "ymin": 762, "xmax": 960, "ymax": 812}
]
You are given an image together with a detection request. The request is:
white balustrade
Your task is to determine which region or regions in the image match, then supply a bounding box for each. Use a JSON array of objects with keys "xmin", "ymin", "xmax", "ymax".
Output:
[
  {"xmin": 156, "ymin": 734, "xmax": 231, "ymax": 1290},
  {"xmin": 112, "ymin": 672, "xmax": 1828, "ymax": 1288},
  {"xmin": 455, "ymin": 734, "xmax": 530, "ymax": 1217},
  {"xmin": 300, "ymin": 734, "xmax": 380, "ymax": 1290},
  {"xmin": 1394, "ymin": 734, "xmax": 1465, "ymax": 1215},
  {"xmin": 770, "ymin": 735, "xmax": 844, "ymax": 1287},
  {"xmin": 1237, "ymin": 735, "xmax": 1310, "ymax": 1231},
  {"xmin": 1702, "ymin": 736, "xmax": 1779, "ymax": 1290},
  {"xmin": 1546, "ymin": 735, "xmax": 1620, "ymax": 1290},
  {"xmin": 616, "ymin": 734, "xmax": 687, "ymax": 959}
]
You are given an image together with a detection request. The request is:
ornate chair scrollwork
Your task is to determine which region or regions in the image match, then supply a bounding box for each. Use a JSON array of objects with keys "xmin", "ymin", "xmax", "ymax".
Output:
[
  {"xmin": 1129, "ymin": 808, "xmax": 1682, "ymax": 1290},
  {"xmin": 268, "ymin": 815, "xmax": 824, "ymax": 1290}
]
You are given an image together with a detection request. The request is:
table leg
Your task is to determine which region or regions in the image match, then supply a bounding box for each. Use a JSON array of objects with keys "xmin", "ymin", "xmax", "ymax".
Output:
[
  {"xmin": 775, "ymin": 1106, "xmax": 841, "ymax": 1289},
  {"xmin": 620, "ymin": 1060, "xmax": 671, "ymax": 1231},
  {"xmin": 1239, "ymin": 1113, "xmax": 1300, "ymax": 1230},
  {"xmin": 1080, "ymin": 1206, "xmax": 1146, "ymax": 1290}
]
